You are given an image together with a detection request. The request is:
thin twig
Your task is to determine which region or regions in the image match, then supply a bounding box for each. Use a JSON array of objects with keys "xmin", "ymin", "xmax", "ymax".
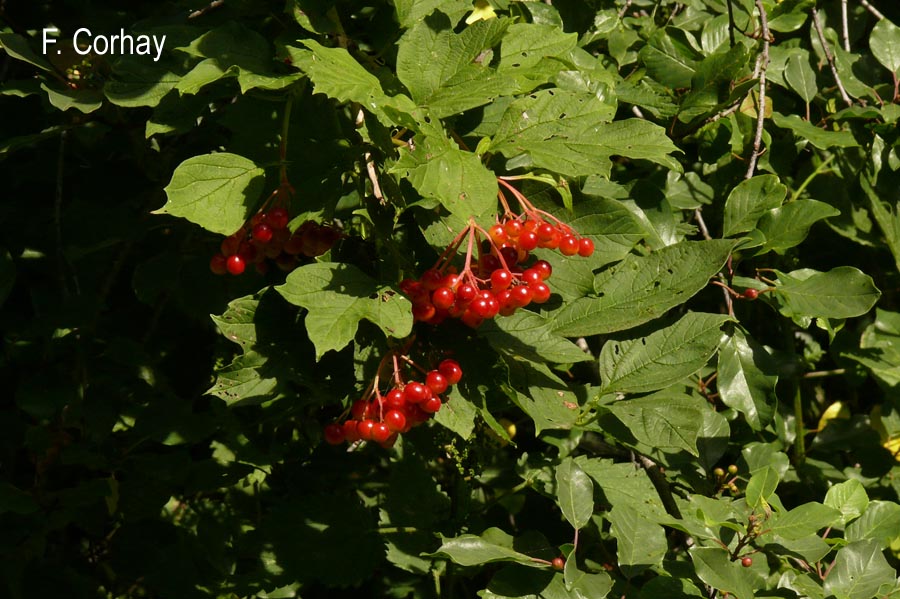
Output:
[
  {"xmin": 694, "ymin": 208, "xmax": 712, "ymax": 241},
  {"xmin": 803, "ymin": 368, "xmax": 847, "ymax": 379},
  {"xmin": 811, "ymin": 7, "xmax": 854, "ymax": 107},
  {"xmin": 618, "ymin": 0, "xmax": 634, "ymax": 19},
  {"xmin": 631, "ymin": 105, "xmax": 645, "ymax": 119},
  {"xmin": 745, "ymin": 0, "xmax": 771, "ymax": 180},
  {"xmin": 840, "ymin": 0, "xmax": 850, "ymax": 52},
  {"xmin": 858, "ymin": 0, "xmax": 885, "ymax": 20},
  {"xmin": 188, "ymin": 0, "xmax": 224, "ymax": 19},
  {"xmin": 726, "ymin": 0, "xmax": 736, "ymax": 47}
]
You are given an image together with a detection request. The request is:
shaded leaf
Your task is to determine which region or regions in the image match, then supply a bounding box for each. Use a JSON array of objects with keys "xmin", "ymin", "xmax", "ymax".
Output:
[
  {"xmin": 723, "ymin": 175, "xmax": 787, "ymax": 237},
  {"xmin": 717, "ymin": 330, "xmax": 778, "ymax": 430},
  {"xmin": 607, "ymin": 395, "xmax": 703, "ymax": 455},
  {"xmin": 608, "ymin": 503, "xmax": 667, "ymax": 577},
  {"xmin": 690, "ymin": 547, "xmax": 755, "ymax": 599},
  {"xmin": 824, "ymin": 479, "xmax": 869, "ymax": 527},
  {"xmin": 774, "ymin": 266, "xmax": 881, "ymax": 320},
  {"xmin": 555, "ymin": 458, "xmax": 594, "ymax": 530}
]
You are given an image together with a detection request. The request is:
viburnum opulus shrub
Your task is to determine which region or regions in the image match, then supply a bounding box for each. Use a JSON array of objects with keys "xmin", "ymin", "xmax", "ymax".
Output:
[{"xmin": 2, "ymin": 0, "xmax": 900, "ymax": 597}]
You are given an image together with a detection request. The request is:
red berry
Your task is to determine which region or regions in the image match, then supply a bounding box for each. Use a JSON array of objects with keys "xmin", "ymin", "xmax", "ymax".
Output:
[
  {"xmin": 432, "ymin": 287, "xmax": 455, "ymax": 310},
  {"xmin": 744, "ymin": 288, "xmax": 759, "ymax": 300},
  {"xmin": 560, "ymin": 235, "xmax": 579, "ymax": 256},
  {"xmin": 421, "ymin": 395, "xmax": 442, "ymax": 413},
  {"xmin": 504, "ymin": 219, "xmax": 523, "ymax": 237},
  {"xmin": 357, "ymin": 419, "xmax": 377, "ymax": 441},
  {"xmin": 531, "ymin": 281, "xmax": 551, "ymax": 303},
  {"xmin": 385, "ymin": 389, "xmax": 406, "ymax": 409},
  {"xmin": 518, "ymin": 231, "xmax": 539, "ymax": 251},
  {"xmin": 540, "ymin": 230, "xmax": 561, "ymax": 250},
  {"xmin": 741, "ymin": 557, "xmax": 753, "ymax": 567},
  {"xmin": 426, "ymin": 371, "xmax": 448, "ymax": 394},
  {"xmin": 521, "ymin": 268, "xmax": 542, "ymax": 285},
  {"xmin": 438, "ymin": 359, "xmax": 462, "ymax": 384},
  {"xmin": 456, "ymin": 283, "xmax": 477, "ymax": 304},
  {"xmin": 532, "ymin": 260, "xmax": 553, "ymax": 280},
  {"xmin": 323, "ymin": 423, "xmax": 345, "ymax": 445},
  {"xmin": 461, "ymin": 308, "xmax": 483, "ymax": 328},
  {"xmin": 268, "ymin": 208, "xmax": 290, "ymax": 230},
  {"xmin": 491, "ymin": 269, "xmax": 513, "ymax": 291},
  {"xmin": 489, "ymin": 224, "xmax": 508, "ymax": 244},
  {"xmin": 342, "ymin": 419, "xmax": 361, "ymax": 442},
  {"xmin": 404, "ymin": 382, "xmax": 430, "ymax": 404},
  {"xmin": 252, "ymin": 223, "xmax": 274, "ymax": 244},
  {"xmin": 551, "ymin": 557, "xmax": 565, "ymax": 571},
  {"xmin": 412, "ymin": 302, "xmax": 436, "ymax": 322},
  {"xmin": 578, "ymin": 238, "xmax": 595, "ymax": 257},
  {"xmin": 384, "ymin": 409, "xmax": 407, "ymax": 432},
  {"xmin": 480, "ymin": 254, "xmax": 501, "ymax": 274},
  {"xmin": 210, "ymin": 254, "xmax": 228, "ymax": 275},
  {"xmin": 509, "ymin": 285, "xmax": 533, "ymax": 308},
  {"xmin": 226, "ymin": 254, "xmax": 246, "ymax": 275},
  {"xmin": 421, "ymin": 269, "xmax": 443, "ymax": 290},
  {"xmin": 221, "ymin": 234, "xmax": 241, "ymax": 257},
  {"xmin": 537, "ymin": 222, "xmax": 555, "ymax": 241},
  {"xmin": 499, "ymin": 246, "xmax": 519, "ymax": 268},
  {"xmin": 371, "ymin": 422, "xmax": 392, "ymax": 443},
  {"xmin": 350, "ymin": 399, "xmax": 369, "ymax": 420}
]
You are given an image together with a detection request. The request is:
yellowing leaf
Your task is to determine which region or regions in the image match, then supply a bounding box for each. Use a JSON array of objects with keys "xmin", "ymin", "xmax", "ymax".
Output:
[{"xmin": 466, "ymin": 0, "xmax": 497, "ymax": 24}]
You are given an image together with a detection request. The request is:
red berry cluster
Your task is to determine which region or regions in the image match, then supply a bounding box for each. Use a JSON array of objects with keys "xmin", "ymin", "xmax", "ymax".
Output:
[
  {"xmin": 209, "ymin": 207, "xmax": 341, "ymax": 276},
  {"xmin": 323, "ymin": 356, "xmax": 463, "ymax": 449},
  {"xmin": 400, "ymin": 179, "xmax": 594, "ymax": 328}
]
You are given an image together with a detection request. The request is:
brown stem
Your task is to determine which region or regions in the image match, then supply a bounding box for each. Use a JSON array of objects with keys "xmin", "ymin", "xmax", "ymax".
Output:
[
  {"xmin": 858, "ymin": 0, "xmax": 885, "ymax": 20},
  {"xmin": 811, "ymin": 7, "xmax": 854, "ymax": 107},
  {"xmin": 745, "ymin": 0, "xmax": 771, "ymax": 180},
  {"xmin": 840, "ymin": 0, "xmax": 850, "ymax": 52}
]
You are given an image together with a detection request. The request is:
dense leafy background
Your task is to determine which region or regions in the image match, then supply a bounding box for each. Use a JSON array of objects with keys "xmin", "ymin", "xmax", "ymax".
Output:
[{"xmin": 2, "ymin": 0, "xmax": 900, "ymax": 597}]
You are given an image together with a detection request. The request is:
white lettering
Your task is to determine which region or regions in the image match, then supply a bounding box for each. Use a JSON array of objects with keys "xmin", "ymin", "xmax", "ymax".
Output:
[
  {"xmin": 117, "ymin": 29, "xmax": 134, "ymax": 55},
  {"xmin": 153, "ymin": 35, "xmax": 166, "ymax": 62},
  {"xmin": 72, "ymin": 28, "xmax": 91, "ymax": 55},
  {"xmin": 92, "ymin": 33, "xmax": 107, "ymax": 55},
  {"xmin": 135, "ymin": 36, "xmax": 150, "ymax": 56},
  {"xmin": 42, "ymin": 28, "xmax": 58, "ymax": 54}
]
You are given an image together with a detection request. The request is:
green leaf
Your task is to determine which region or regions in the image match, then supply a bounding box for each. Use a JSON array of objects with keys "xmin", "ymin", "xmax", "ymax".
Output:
[
  {"xmin": 208, "ymin": 351, "xmax": 281, "ymax": 406},
  {"xmin": 503, "ymin": 359, "xmax": 580, "ymax": 433},
  {"xmin": 861, "ymin": 166, "xmax": 900, "ymax": 273},
  {"xmin": 0, "ymin": 32, "xmax": 54, "ymax": 72},
  {"xmin": 40, "ymin": 83, "xmax": 104, "ymax": 114},
  {"xmin": 397, "ymin": 14, "xmax": 510, "ymax": 117},
  {"xmin": 393, "ymin": 0, "xmax": 471, "ymax": 28},
  {"xmin": 579, "ymin": 460, "xmax": 668, "ymax": 521},
  {"xmin": 771, "ymin": 112, "xmax": 859, "ymax": 149},
  {"xmin": 156, "ymin": 152, "xmax": 265, "ymax": 235},
  {"xmin": 488, "ymin": 89, "xmax": 679, "ymax": 178},
  {"xmin": 784, "ymin": 50, "xmax": 817, "ymax": 103},
  {"xmin": 870, "ymin": 19, "xmax": 900, "ymax": 75},
  {"xmin": 434, "ymin": 528, "xmax": 545, "ymax": 568},
  {"xmin": 608, "ymin": 503, "xmax": 667, "ymax": 577},
  {"xmin": 824, "ymin": 540, "xmax": 896, "ymax": 599},
  {"xmin": 0, "ymin": 249, "xmax": 15, "ymax": 308},
  {"xmin": 689, "ymin": 547, "xmax": 755, "ymax": 599},
  {"xmin": 745, "ymin": 466, "xmax": 779, "ymax": 509},
  {"xmin": 555, "ymin": 458, "xmax": 593, "ymax": 530},
  {"xmin": 210, "ymin": 295, "xmax": 259, "ymax": 351},
  {"xmin": 481, "ymin": 311, "xmax": 591, "ymax": 364},
  {"xmin": 391, "ymin": 135, "xmax": 498, "ymax": 218},
  {"xmin": 768, "ymin": 502, "xmax": 840, "ymax": 540},
  {"xmin": 433, "ymin": 386, "xmax": 478, "ymax": 440},
  {"xmin": 679, "ymin": 44, "xmax": 751, "ymax": 122},
  {"xmin": 104, "ymin": 58, "xmax": 180, "ymax": 108},
  {"xmin": 824, "ymin": 479, "xmax": 869, "ymax": 527},
  {"xmin": 845, "ymin": 501, "xmax": 900, "ymax": 544},
  {"xmin": 723, "ymin": 175, "xmax": 787, "ymax": 237},
  {"xmin": 497, "ymin": 23, "xmax": 579, "ymax": 93},
  {"xmin": 774, "ymin": 266, "xmax": 881, "ymax": 320},
  {"xmin": 756, "ymin": 199, "xmax": 840, "ymax": 254},
  {"xmin": 637, "ymin": 576, "xmax": 705, "ymax": 599},
  {"xmin": 607, "ymin": 395, "xmax": 703, "ymax": 455},
  {"xmin": 551, "ymin": 239, "xmax": 735, "ymax": 337},
  {"xmin": 598, "ymin": 312, "xmax": 731, "ymax": 395},
  {"xmin": 292, "ymin": 40, "xmax": 418, "ymax": 129},
  {"xmin": 0, "ymin": 481, "xmax": 39, "ymax": 515},
  {"xmin": 717, "ymin": 330, "xmax": 777, "ymax": 431},
  {"xmin": 639, "ymin": 28, "xmax": 701, "ymax": 89},
  {"xmin": 276, "ymin": 263, "xmax": 413, "ymax": 359}
]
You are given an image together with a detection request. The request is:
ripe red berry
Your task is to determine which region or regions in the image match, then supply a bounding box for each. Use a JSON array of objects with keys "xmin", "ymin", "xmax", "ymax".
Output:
[
  {"xmin": 531, "ymin": 281, "xmax": 551, "ymax": 303},
  {"xmin": 518, "ymin": 231, "xmax": 539, "ymax": 251},
  {"xmin": 323, "ymin": 423, "xmax": 345, "ymax": 445},
  {"xmin": 412, "ymin": 302, "xmax": 436, "ymax": 322},
  {"xmin": 371, "ymin": 422, "xmax": 392, "ymax": 443},
  {"xmin": 357, "ymin": 419, "xmax": 377, "ymax": 441},
  {"xmin": 384, "ymin": 409, "xmax": 407, "ymax": 432},
  {"xmin": 209, "ymin": 254, "xmax": 228, "ymax": 275},
  {"xmin": 504, "ymin": 219, "xmax": 523, "ymax": 237},
  {"xmin": 426, "ymin": 370, "xmax": 448, "ymax": 394},
  {"xmin": 421, "ymin": 269, "xmax": 443, "ymax": 290},
  {"xmin": 744, "ymin": 288, "xmax": 759, "ymax": 300},
  {"xmin": 404, "ymin": 382, "xmax": 430, "ymax": 404},
  {"xmin": 438, "ymin": 359, "xmax": 463, "ymax": 384},
  {"xmin": 221, "ymin": 234, "xmax": 241, "ymax": 257},
  {"xmin": 461, "ymin": 308, "xmax": 483, "ymax": 328},
  {"xmin": 385, "ymin": 388, "xmax": 406, "ymax": 409},
  {"xmin": 268, "ymin": 207, "xmax": 290, "ymax": 230},
  {"xmin": 489, "ymin": 224, "xmax": 508, "ymax": 244},
  {"xmin": 578, "ymin": 238, "xmax": 595, "ymax": 257},
  {"xmin": 350, "ymin": 399, "xmax": 369, "ymax": 420},
  {"xmin": 226, "ymin": 254, "xmax": 246, "ymax": 275},
  {"xmin": 421, "ymin": 395, "xmax": 442, "ymax": 413},
  {"xmin": 532, "ymin": 260, "xmax": 552, "ymax": 280},
  {"xmin": 521, "ymin": 268, "xmax": 542, "ymax": 285},
  {"xmin": 456, "ymin": 283, "xmax": 477, "ymax": 304},
  {"xmin": 551, "ymin": 557, "xmax": 565, "ymax": 571},
  {"xmin": 480, "ymin": 254, "xmax": 501, "ymax": 274},
  {"xmin": 432, "ymin": 287, "xmax": 455, "ymax": 310},
  {"xmin": 252, "ymin": 223, "xmax": 274, "ymax": 244},
  {"xmin": 342, "ymin": 420, "xmax": 361, "ymax": 442},
  {"xmin": 537, "ymin": 222, "xmax": 555, "ymax": 241},
  {"xmin": 491, "ymin": 269, "xmax": 513, "ymax": 291},
  {"xmin": 509, "ymin": 285, "xmax": 534, "ymax": 308},
  {"xmin": 741, "ymin": 557, "xmax": 753, "ymax": 567},
  {"xmin": 500, "ymin": 246, "xmax": 519, "ymax": 268},
  {"xmin": 560, "ymin": 235, "xmax": 579, "ymax": 256}
]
